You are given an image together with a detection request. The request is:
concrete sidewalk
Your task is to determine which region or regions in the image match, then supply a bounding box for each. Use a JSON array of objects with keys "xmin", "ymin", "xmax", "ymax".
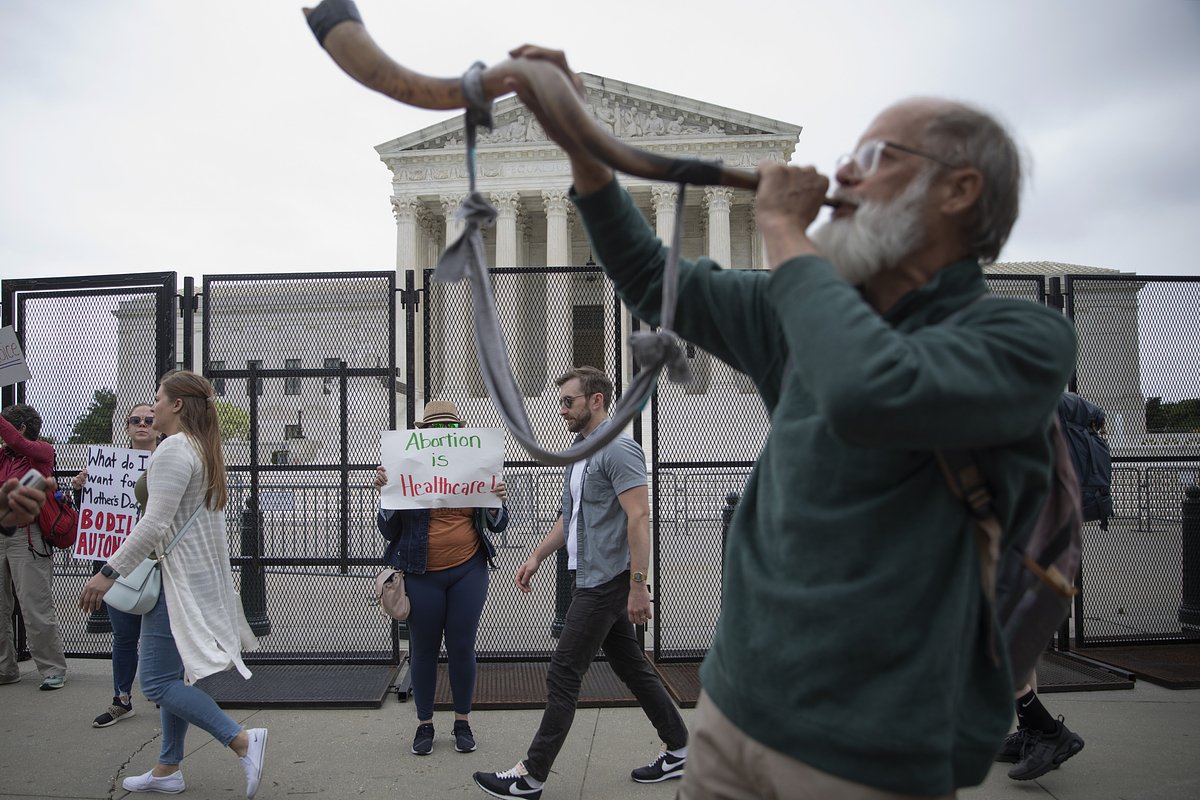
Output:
[{"xmin": 2, "ymin": 657, "xmax": 1198, "ymax": 800}]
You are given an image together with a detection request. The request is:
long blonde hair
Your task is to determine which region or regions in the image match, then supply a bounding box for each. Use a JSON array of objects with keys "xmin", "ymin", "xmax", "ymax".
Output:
[{"xmin": 159, "ymin": 370, "xmax": 227, "ymax": 510}]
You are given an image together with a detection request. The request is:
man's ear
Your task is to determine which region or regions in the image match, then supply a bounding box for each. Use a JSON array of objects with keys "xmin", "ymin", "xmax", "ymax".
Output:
[{"xmin": 938, "ymin": 167, "xmax": 983, "ymax": 217}]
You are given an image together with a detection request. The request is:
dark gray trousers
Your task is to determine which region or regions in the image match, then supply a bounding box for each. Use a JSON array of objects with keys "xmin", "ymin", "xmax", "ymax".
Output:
[{"xmin": 524, "ymin": 571, "xmax": 688, "ymax": 781}]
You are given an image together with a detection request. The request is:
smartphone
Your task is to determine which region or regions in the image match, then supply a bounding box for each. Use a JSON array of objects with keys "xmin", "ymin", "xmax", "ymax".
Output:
[{"xmin": 18, "ymin": 468, "xmax": 46, "ymax": 492}]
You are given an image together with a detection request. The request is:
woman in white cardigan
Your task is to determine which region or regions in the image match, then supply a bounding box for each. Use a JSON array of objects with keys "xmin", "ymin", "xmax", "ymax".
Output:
[{"xmin": 80, "ymin": 370, "xmax": 267, "ymax": 798}]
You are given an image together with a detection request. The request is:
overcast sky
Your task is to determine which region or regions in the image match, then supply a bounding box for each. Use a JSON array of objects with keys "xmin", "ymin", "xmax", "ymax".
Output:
[{"xmin": 2, "ymin": 0, "xmax": 1198, "ymax": 283}]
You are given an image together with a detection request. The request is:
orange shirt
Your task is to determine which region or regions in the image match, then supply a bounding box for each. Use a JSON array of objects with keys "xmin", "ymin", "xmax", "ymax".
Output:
[{"xmin": 426, "ymin": 507, "xmax": 479, "ymax": 570}]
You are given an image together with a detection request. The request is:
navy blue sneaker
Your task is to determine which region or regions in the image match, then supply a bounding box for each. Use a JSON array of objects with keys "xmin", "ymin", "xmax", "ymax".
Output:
[
  {"xmin": 411, "ymin": 723, "xmax": 434, "ymax": 756},
  {"xmin": 454, "ymin": 719, "xmax": 477, "ymax": 752}
]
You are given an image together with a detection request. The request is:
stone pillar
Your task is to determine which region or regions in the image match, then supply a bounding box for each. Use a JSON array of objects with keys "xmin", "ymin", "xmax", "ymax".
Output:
[
  {"xmin": 651, "ymin": 184, "xmax": 679, "ymax": 244},
  {"xmin": 543, "ymin": 189, "xmax": 575, "ymax": 381},
  {"xmin": 437, "ymin": 194, "xmax": 481, "ymax": 396},
  {"xmin": 748, "ymin": 205, "xmax": 767, "ymax": 270},
  {"xmin": 492, "ymin": 191, "xmax": 521, "ymax": 267},
  {"xmin": 441, "ymin": 194, "xmax": 467, "ymax": 245},
  {"xmin": 704, "ymin": 187, "xmax": 734, "ymax": 267},
  {"xmin": 391, "ymin": 195, "xmax": 421, "ymax": 271}
]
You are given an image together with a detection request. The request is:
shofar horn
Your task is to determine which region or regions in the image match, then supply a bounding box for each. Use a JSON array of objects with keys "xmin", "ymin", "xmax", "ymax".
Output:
[{"xmin": 302, "ymin": 0, "xmax": 761, "ymax": 190}]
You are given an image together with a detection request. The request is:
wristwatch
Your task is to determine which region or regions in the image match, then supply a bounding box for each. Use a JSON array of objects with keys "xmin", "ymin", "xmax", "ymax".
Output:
[
  {"xmin": 100, "ymin": 564, "xmax": 120, "ymax": 579},
  {"xmin": 631, "ymin": 571, "xmax": 646, "ymax": 584}
]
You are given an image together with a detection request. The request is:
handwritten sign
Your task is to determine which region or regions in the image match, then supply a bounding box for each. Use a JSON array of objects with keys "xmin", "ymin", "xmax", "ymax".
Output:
[
  {"xmin": 0, "ymin": 326, "xmax": 32, "ymax": 387},
  {"xmin": 73, "ymin": 445, "xmax": 152, "ymax": 561},
  {"xmin": 379, "ymin": 428, "xmax": 504, "ymax": 510}
]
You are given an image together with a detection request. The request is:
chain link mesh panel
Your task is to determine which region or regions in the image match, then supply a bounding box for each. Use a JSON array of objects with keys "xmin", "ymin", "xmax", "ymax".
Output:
[
  {"xmin": 1068, "ymin": 276, "xmax": 1200, "ymax": 645},
  {"xmin": 202, "ymin": 273, "xmax": 397, "ymax": 662},
  {"xmin": 3, "ymin": 275, "xmax": 175, "ymax": 657},
  {"xmin": 421, "ymin": 266, "xmax": 622, "ymax": 659}
]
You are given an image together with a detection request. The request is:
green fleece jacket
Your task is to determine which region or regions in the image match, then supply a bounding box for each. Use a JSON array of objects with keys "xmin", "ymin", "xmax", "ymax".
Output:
[{"xmin": 572, "ymin": 178, "xmax": 1077, "ymax": 795}]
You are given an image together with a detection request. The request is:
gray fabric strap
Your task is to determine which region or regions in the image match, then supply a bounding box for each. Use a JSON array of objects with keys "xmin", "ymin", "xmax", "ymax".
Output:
[
  {"xmin": 432, "ymin": 74, "xmax": 692, "ymax": 466},
  {"xmin": 160, "ymin": 502, "xmax": 206, "ymax": 559}
]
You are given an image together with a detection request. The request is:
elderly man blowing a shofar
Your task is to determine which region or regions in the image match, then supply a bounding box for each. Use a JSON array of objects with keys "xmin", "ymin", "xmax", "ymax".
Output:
[{"xmin": 473, "ymin": 47, "xmax": 1077, "ymax": 800}]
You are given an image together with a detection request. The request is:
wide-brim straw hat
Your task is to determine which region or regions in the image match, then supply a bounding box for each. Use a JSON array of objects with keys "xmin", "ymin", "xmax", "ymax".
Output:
[{"xmin": 416, "ymin": 399, "xmax": 462, "ymax": 428}]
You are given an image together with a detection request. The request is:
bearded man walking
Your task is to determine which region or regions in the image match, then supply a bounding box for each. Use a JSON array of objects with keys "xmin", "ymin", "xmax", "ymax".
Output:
[{"xmin": 505, "ymin": 48, "xmax": 1077, "ymax": 800}]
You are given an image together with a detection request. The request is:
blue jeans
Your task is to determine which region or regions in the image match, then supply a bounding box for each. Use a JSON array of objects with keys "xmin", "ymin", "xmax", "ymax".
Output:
[
  {"xmin": 524, "ymin": 571, "xmax": 688, "ymax": 782},
  {"xmin": 107, "ymin": 604, "xmax": 141, "ymax": 698},
  {"xmin": 405, "ymin": 549, "xmax": 489, "ymax": 721},
  {"xmin": 139, "ymin": 591, "xmax": 241, "ymax": 765}
]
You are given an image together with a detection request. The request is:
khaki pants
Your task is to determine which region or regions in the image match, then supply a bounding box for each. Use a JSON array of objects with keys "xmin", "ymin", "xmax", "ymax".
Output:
[
  {"xmin": 678, "ymin": 691, "xmax": 956, "ymax": 800},
  {"xmin": 1, "ymin": 526, "xmax": 67, "ymax": 681}
]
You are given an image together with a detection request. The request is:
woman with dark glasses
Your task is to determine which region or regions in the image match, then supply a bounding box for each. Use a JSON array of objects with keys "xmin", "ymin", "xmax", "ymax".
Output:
[
  {"xmin": 72, "ymin": 403, "xmax": 158, "ymax": 728},
  {"xmin": 374, "ymin": 400, "xmax": 509, "ymax": 757}
]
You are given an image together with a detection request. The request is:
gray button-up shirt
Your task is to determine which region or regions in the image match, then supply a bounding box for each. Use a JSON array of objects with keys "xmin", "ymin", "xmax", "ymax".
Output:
[{"xmin": 559, "ymin": 418, "xmax": 647, "ymax": 589}]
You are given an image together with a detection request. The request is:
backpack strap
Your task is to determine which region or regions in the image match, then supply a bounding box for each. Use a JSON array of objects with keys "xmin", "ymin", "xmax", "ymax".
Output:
[{"xmin": 933, "ymin": 448, "xmax": 1002, "ymax": 607}]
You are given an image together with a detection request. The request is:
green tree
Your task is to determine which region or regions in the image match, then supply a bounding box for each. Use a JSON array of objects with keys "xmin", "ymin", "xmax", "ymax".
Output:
[
  {"xmin": 68, "ymin": 388, "xmax": 117, "ymax": 444},
  {"xmin": 215, "ymin": 400, "xmax": 250, "ymax": 440}
]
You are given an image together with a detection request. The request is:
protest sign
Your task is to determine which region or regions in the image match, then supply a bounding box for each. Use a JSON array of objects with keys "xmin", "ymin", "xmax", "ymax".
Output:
[
  {"xmin": 380, "ymin": 427, "xmax": 504, "ymax": 510},
  {"xmin": 0, "ymin": 326, "xmax": 32, "ymax": 387},
  {"xmin": 73, "ymin": 445, "xmax": 152, "ymax": 561}
]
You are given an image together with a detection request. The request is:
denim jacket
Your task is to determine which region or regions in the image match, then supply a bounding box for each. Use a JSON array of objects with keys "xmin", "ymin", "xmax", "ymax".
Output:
[{"xmin": 377, "ymin": 505, "xmax": 507, "ymax": 574}]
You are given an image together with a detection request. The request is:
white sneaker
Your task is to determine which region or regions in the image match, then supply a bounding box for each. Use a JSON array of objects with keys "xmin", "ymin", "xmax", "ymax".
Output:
[
  {"xmin": 240, "ymin": 727, "xmax": 268, "ymax": 799},
  {"xmin": 122, "ymin": 769, "xmax": 186, "ymax": 794}
]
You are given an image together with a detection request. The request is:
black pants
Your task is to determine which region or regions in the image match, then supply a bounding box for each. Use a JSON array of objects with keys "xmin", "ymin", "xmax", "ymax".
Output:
[{"xmin": 525, "ymin": 571, "xmax": 688, "ymax": 781}]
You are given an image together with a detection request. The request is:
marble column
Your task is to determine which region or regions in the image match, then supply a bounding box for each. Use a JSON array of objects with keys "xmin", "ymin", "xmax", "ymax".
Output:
[
  {"xmin": 492, "ymin": 192, "xmax": 521, "ymax": 267},
  {"xmin": 543, "ymin": 188, "xmax": 575, "ymax": 383},
  {"xmin": 703, "ymin": 187, "xmax": 734, "ymax": 267},
  {"xmin": 391, "ymin": 195, "xmax": 421, "ymax": 271},
  {"xmin": 651, "ymin": 184, "xmax": 679, "ymax": 246},
  {"xmin": 436, "ymin": 193, "xmax": 481, "ymax": 396}
]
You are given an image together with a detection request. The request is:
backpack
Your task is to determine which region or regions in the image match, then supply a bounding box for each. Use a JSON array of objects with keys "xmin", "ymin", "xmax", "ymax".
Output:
[
  {"xmin": 1057, "ymin": 392, "xmax": 1113, "ymax": 530},
  {"xmin": 38, "ymin": 488, "xmax": 79, "ymax": 550},
  {"xmin": 936, "ymin": 410, "xmax": 1084, "ymax": 684}
]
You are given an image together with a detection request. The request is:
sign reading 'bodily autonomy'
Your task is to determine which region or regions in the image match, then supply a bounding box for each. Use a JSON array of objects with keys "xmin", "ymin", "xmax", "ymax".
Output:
[
  {"xmin": 73, "ymin": 445, "xmax": 151, "ymax": 561},
  {"xmin": 379, "ymin": 428, "xmax": 504, "ymax": 510}
]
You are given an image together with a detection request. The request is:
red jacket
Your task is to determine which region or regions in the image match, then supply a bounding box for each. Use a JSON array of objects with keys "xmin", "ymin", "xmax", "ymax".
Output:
[{"xmin": 0, "ymin": 413, "xmax": 55, "ymax": 485}]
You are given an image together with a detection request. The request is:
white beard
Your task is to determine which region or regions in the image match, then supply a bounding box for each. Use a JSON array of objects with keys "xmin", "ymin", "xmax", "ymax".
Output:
[{"xmin": 811, "ymin": 170, "xmax": 934, "ymax": 285}]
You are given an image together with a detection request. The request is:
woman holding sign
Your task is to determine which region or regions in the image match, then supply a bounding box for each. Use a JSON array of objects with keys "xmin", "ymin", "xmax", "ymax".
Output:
[
  {"xmin": 375, "ymin": 400, "xmax": 509, "ymax": 757},
  {"xmin": 72, "ymin": 403, "xmax": 157, "ymax": 728},
  {"xmin": 78, "ymin": 371, "xmax": 267, "ymax": 799}
]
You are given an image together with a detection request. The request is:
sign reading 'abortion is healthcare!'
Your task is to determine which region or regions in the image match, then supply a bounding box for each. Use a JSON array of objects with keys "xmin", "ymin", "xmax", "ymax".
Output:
[{"xmin": 379, "ymin": 428, "xmax": 504, "ymax": 510}]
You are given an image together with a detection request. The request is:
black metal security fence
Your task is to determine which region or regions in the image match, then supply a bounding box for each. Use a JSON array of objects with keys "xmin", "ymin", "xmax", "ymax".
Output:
[
  {"xmin": 3, "ymin": 273, "xmax": 177, "ymax": 657},
  {"xmin": 4, "ymin": 268, "xmax": 1200, "ymax": 662}
]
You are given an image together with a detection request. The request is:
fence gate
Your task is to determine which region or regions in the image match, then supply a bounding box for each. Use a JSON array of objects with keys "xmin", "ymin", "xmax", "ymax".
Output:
[
  {"xmin": 2, "ymin": 272, "xmax": 176, "ymax": 656},
  {"xmin": 417, "ymin": 265, "xmax": 624, "ymax": 661},
  {"xmin": 202, "ymin": 272, "xmax": 397, "ymax": 665},
  {"xmin": 1067, "ymin": 274, "xmax": 1200, "ymax": 648}
]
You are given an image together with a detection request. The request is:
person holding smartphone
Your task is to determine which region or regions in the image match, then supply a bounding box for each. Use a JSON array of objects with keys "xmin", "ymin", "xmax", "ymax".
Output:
[{"xmin": 0, "ymin": 403, "xmax": 68, "ymax": 690}]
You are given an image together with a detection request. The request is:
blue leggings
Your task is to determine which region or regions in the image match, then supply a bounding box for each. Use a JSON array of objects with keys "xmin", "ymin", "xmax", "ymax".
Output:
[{"xmin": 405, "ymin": 549, "xmax": 489, "ymax": 721}]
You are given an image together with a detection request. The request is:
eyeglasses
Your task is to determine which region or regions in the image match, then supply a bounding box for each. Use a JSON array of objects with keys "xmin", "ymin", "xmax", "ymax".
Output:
[
  {"xmin": 427, "ymin": 422, "xmax": 461, "ymax": 428},
  {"xmin": 558, "ymin": 394, "xmax": 586, "ymax": 409},
  {"xmin": 835, "ymin": 139, "xmax": 960, "ymax": 179},
  {"xmin": 126, "ymin": 416, "xmax": 155, "ymax": 426}
]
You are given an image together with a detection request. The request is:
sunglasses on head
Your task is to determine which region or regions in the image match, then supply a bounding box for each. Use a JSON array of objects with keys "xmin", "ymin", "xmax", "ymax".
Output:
[{"xmin": 127, "ymin": 416, "xmax": 155, "ymax": 426}]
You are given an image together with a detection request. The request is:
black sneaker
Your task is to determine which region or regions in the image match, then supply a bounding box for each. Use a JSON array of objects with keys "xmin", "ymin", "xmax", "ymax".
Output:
[
  {"xmin": 631, "ymin": 750, "xmax": 686, "ymax": 783},
  {"xmin": 93, "ymin": 696, "xmax": 135, "ymax": 728},
  {"xmin": 454, "ymin": 719, "xmax": 477, "ymax": 753},
  {"xmin": 995, "ymin": 728, "xmax": 1032, "ymax": 763},
  {"xmin": 1007, "ymin": 717, "xmax": 1085, "ymax": 780},
  {"xmin": 473, "ymin": 762, "xmax": 542, "ymax": 799},
  {"xmin": 411, "ymin": 723, "xmax": 434, "ymax": 756}
]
